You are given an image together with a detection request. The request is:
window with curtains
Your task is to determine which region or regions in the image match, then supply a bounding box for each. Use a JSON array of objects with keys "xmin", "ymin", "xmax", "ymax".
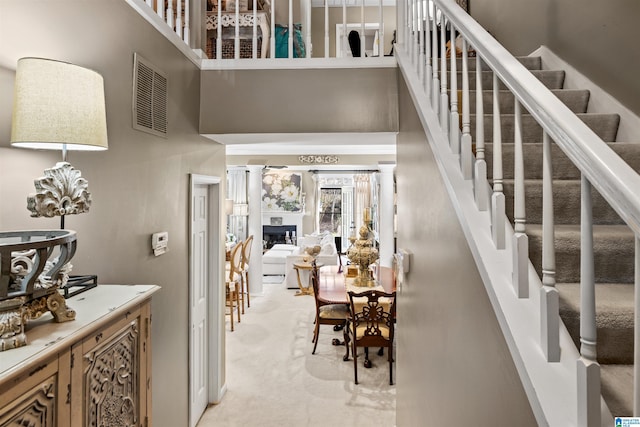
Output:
[
  {"xmin": 226, "ymin": 168, "xmax": 249, "ymax": 241},
  {"xmin": 318, "ymin": 188, "xmax": 342, "ymax": 234}
]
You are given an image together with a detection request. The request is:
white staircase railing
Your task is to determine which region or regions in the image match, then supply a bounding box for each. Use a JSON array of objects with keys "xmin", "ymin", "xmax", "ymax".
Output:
[{"xmin": 399, "ymin": 0, "xmax": 640, "ymax": 425}]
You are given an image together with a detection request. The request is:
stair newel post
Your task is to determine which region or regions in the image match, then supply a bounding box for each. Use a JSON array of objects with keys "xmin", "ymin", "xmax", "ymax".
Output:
[
  {"xmin": 459, "ymin": 38, "xmax": 472, "ymax": 180},
  {"xmin": 491, "ymin": 74, "xmax": 505, "ymax": 249},
  {"xmin": 167, "ymin": 0, "xmax": 174, "ymax": 32},
  {"xmin": 541, "ymin": 131, "xmax": 560, "ymax": 362},
  {"xmin": 577, "ymin": 174, "xmax": 601, "ymax": 427},
  {"xmin": 431, "ymin": 6, "xmax": 439, "ymax": 113},
  {"xmin": 448, "ymin": 24, "xmax": 459, "ymax": 154},
  {"xmin": 439, "ymin": 18, "xmax": 448, "ymax": 133},
  {"xmin": 635, "ymin": 235, "xmax": 640, "ymax": 415},
  {"xmin": 473, "ymin": 55, "xmax": 488, "ymax": 211},
  {"xmin": 512, "ymin": 99, "xmax": 529, "ymax": 298}
]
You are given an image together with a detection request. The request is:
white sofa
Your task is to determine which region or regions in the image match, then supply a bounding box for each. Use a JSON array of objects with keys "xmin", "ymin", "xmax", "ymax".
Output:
[
  {"xmin": 262, "ymin": 243, "xmax": 298, "ymax": 275},
  {"xmin": 283, "ymin": 233, "xmax": 338, "ymax": 289}
]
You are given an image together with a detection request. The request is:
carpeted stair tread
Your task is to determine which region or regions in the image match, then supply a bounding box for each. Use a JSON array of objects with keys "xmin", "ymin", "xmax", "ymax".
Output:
[
  {"xmin": 526, "ymin": 224, "xmax": 635, "ymax": 284},
  {"xmin": 471, "ymin": 113, "xmax": 620, "ymax": 143},
  {"xmin": 486, "ymin": 142, "xmax": 640, "ymax": 180},
  {"xmin": 601, "ymin": 364, "xmax": 633, "ymax": 417},
  {"xmin": 455, "ymin": 89, "xmax": 590, "ymax": 115},
  {"xmin": 448, "ymin": 55, "xmax": 541, "ymax": 71},
  {"xmin": 502, "ymin": 179, "xmax": 624, "ymax": 225},
  {"xmin": 456, "ymin": 69, "xmax": 565, "ymax": 90},
  {"xmin": 556, "ymin": 283, "xmax": 634, "ymax": 364}
]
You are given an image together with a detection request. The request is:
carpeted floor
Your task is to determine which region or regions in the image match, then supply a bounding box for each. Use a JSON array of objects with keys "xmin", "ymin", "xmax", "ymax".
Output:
[{"xmin": 196, "ymin": 278, "xmax": 396, "ymax": 427}]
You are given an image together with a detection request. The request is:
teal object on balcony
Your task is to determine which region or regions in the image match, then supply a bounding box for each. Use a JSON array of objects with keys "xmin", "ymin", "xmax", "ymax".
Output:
[{"xmin": 274, "ymin": 24, "xmax": 305, "ymax": 58}]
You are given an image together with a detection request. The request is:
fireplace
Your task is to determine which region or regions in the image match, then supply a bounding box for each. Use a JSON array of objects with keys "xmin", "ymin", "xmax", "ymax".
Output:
[{"xmin": 263, "ymin": 225, "xmax": 297, "ymax": 249}]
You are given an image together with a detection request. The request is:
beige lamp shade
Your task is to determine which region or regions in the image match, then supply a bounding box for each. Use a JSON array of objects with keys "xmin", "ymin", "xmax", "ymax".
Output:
[
  {"xmin": 225, "ymin": 199, "xmax": 234, "ymax": 216},
  {"xmin": 10, "ymin": 57, "xmax": 108, "ymax": 151}
]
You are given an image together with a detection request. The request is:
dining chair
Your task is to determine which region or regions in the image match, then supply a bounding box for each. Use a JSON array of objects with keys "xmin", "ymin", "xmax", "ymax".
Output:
[
  {"xmin": 225, "ymin": 241, "xmax": 243, "ymax": 331},
  {"xmin": 346, "ymin": 289, "xmax": 396, "ymax": 385},
  {"xmin": 239, "ymin": 234, "xmax": 254, "ymax": 312},
  {"xmin": 310, "ymin": 261, "xmax": 350, "ymax": 354}
]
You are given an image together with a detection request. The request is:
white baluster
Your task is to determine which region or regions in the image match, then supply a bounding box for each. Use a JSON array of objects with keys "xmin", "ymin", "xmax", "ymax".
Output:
[
  {"xmin": 324, "ymin": 0, "xmax": 329, "ymax": 58},
  {"xmin": 491, "ymin": 74, "xmax": 505, "ymax": 249},
  {"xmin": 252, "ymin": 0, "xmax": 257, "ymax": 58},
  {"xmin": 405, "ymin": 0, "xmax": 412, "ymax": 62},
  {"xmin": 235, "ymin": 0, "xmax": 240, "ymax": 59},
  {"xmin": 305, "ymin": 0, "xmax": 311, "ymax": 58},
  {"xmin": 183, "ymin": 0, "xmax": 190, "ymax": 44},
  {"xmin": 512, "ymin": 99, "xmax": 529, "ymax": 298},
  {"xmin": 378, "ymin": 0, "xmax": 384, "ymax": 58},
  {"xmin": 460, "ymin": 38, "xmax": 472, "ymax": 179},
  {"xmin": 474, "ymin": 55, "xmax": 487, "ymax": 211},
  {"xmin": 424, "ymin": 1, "xmax": 431, "ymax": 96},
  {"xmin": 449, "ymin": 24, "xmax": 459, "ymax": 153},
  {"xmin": 270, "ymin": 0, "xmax": 275, "ymax": 58},
  {"xmin": 439, "ymin": 18, "xmax": 448, "ymax": 133},
  {"xmin": 577, "ymin": 175, "xmax": 601, "ymax": 426},
  {"xmin": 417, "ymin": 0, "xmax": 424, "ymax": 80},
  {"xmin": 635, "ymin": 235, "xmax": 640, "ymax": 415},
  {"xmin": 167, "ymin": 0, "xmax": 174, "ymax": 31},
  {"xmin": 360, "ymin": 0, "xmax": 365, "ymax": 59},
  {"xmin": 342, "ymin": 0, "xmax": 347, "ymax": 58},
  {"xmin": 217, "ymin": 0, "xmax": 222, "ymax": 59},
  {"xmin": 431, "ymin": 6, "xmax": 439, "ymax": 112},
  {"xmin": 541, "ymin": 132, "xmax": 559, "ymax": 362},
  {"xmin": 175, "ymin": 0, "xmax": 182, "ymax": 38},
  {"xmin": 288, "ymin": 0, "xmax": 293, "ymax": 59},
  {"xmin": 155, "ymin": 0, "xmax": 164, "ymax": 21}
]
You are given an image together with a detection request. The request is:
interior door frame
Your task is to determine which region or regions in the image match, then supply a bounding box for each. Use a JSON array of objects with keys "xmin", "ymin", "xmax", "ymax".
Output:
[{"xmin": 189, "ymin": 174, "xmax": 224, "ymax": 427}]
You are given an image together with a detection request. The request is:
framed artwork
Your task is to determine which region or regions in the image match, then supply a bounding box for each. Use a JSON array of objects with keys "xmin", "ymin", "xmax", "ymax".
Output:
[{"xmin": 262, "ymin": 172, "xmax": 303, "ymax": 212}]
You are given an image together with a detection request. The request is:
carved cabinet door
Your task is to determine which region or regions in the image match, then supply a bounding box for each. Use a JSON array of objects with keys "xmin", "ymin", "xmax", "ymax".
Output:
[
  {"xmin": 70, "ymin": 303, "xmax": 151, "ymax": 427},
  {"xmin": 0, "ymin": 357, "xmax": 60, "ymax": 427}
]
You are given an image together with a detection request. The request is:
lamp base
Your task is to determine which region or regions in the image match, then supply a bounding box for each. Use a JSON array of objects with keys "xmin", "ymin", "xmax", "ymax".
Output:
[{"xmin": 61, "ymin": 274, "xmax": 98, "ymax": 299}]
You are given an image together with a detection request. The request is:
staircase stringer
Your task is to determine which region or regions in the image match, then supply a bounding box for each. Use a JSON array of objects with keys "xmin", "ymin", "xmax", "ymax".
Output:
[{"xmin": 396, "ymin": 47, "xmax": 615, "ymax": 427}]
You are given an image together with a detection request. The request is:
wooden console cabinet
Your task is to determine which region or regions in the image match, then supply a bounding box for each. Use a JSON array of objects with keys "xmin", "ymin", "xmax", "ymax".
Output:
[{"xmin": 0, "ymin": 284, "xmax": 159, "ymax": 427}]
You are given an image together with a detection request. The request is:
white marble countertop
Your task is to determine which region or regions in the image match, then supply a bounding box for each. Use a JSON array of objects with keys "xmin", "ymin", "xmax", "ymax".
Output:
[{"xmin": 0, "ymin": 284, "xmax": 160, "ymax": 383}]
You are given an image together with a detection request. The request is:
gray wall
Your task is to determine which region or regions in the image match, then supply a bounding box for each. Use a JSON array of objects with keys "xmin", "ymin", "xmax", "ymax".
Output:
[
  {"xmin": 0, "ymin": 2, "xmax": 226, "ymax": 426},
  {"xmin": 395, "ymin": 75, "xmax": 538, "ymax": 425},
  {"xmin": 200, "ymin": 67, "xmax": 399, "ymax": 134},
  {"xmin": 472, "ymin": 0, "xmax": 640, "ymax": 115}
]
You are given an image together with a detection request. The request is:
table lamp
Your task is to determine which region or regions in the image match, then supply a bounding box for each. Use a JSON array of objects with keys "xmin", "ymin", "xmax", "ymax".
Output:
[
  {"xmin": 10, "ymin": 57, "xmax": 108, "ymax": 297},
  {"xmin": 11, "ymin": 57, "xmax": 108, "ymax": 225}
]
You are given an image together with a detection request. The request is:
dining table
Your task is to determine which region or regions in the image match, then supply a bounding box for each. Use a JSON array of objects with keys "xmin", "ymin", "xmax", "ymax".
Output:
[{"xmin": 316, "ymin": 264, "xmax": 396, "ymax": 361}]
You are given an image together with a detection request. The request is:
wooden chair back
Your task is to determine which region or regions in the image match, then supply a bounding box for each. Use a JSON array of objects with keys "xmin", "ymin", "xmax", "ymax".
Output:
[
  {"xmin": 241, "ymin": 235, "xmax": 254, "ymax": 271},
  {"xmin": 228, "ymin": 242, "xmax": 243, "ymax": 282},
  {"xmin": 347, "ymin": 289, "xmax": 396, "ymax": 346}
]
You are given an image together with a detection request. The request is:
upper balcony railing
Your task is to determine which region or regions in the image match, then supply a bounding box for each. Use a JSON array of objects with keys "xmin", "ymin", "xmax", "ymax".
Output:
[{"xmin": 131, "ymin": 0, "xmax": 398, "ymax": 68}]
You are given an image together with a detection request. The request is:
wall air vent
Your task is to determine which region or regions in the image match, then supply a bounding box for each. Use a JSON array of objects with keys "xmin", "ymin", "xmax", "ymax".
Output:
[{"xmin": 133, "ymin": 53, "xmax": 167, "ymax": 138}]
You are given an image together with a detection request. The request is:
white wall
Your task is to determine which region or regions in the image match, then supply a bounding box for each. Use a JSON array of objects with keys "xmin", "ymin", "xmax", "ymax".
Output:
[{"xmin": 395, "ymin": 74, "xmax": 538, "ymax": 425}]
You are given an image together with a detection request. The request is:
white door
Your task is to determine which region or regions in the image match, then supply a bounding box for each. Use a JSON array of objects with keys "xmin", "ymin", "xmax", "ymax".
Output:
[{"xmin": 190, "ymin": 184, "xmax": 209, "ymax": 426}]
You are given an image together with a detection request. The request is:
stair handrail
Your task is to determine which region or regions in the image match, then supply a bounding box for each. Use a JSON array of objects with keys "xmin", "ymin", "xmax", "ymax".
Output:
[{"xmin": 434, "ymin": 0, "xmax": 640, "ymax": 237}]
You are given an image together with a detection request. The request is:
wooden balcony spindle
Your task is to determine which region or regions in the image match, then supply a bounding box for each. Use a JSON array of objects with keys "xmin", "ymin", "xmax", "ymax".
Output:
[
  {"xmin": 541, "ymin": 131, "xmax": 559, "ymax": 362},
  {"xmin": 253, "ymin": 0, "xmax": 258, "ymax": 59},
  {"xmin": 167, "ymin": 0, "xmax": 174, "ymax": 32},
  {"xmin": 473, "ymin": 54, "xmax": 487, "ymax": 211},
  {"xmin": 324, "ymin": 0, "xmax": 329, "ymax": 58},
  {"xmin": 175, "ymin": 0, "xmax": 182, "ymax": 38},
  {"xmin": 417, "ymin": 0, "xmax": 425, "ymax": 81},
  {"xmin": 378, "ymin": 0, "xmax": 384, "ymax": 59},
  {"xmin": 439, "ymin": 17, "xmax": 448, "ymax": 133},
  {"xmin": 460, "ymin": 37, "xmax": 472, "ymax": 180},
  {"xmin": 448, "ymin": 24, "xmax": 459, "ymax": 153},
  {"xmin": 431, "ymin": 6, "xmax": 439, "ymax": 112},
  {"xmin": 577, "ymin": 175, "xmax": 601, "ymax": 426},
  {"xmin": 183, "ymin": 0, "xmax": 190, "ymax": 44},
  {"xmin": 512, "ymin": 99, "xmax": 529, "ymax": 298},
  {"xmin": 217, "ymin": 0, "xmax": 222, "ymax": 59},
  {"xmin": 270, "ymin": 0, "xmax": 275, "ymax": 58},
  {"xmin": 491, "ymin": 74, "xmax": 505, "ymax": 249}
]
